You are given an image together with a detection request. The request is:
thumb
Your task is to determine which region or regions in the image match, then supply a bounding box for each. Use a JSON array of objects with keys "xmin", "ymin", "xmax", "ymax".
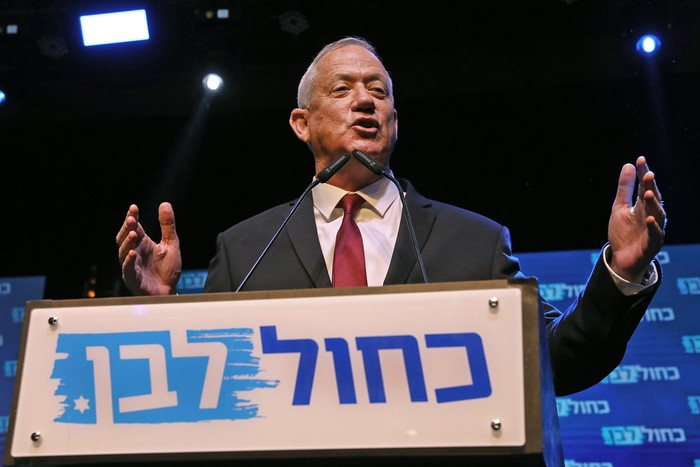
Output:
[
  {"xmin": 158, "ymin": 202, "xmax": 179, "ymax": 244},
  {"xmin": 613, "ymin": 162, "xmax": 637, "ymax": 210}
]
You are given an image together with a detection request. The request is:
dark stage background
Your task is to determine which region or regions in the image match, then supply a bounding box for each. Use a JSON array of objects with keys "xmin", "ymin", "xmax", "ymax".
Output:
[{"xmin": 1, "ymin": 0, "xmax": 698, "ymax": 299}]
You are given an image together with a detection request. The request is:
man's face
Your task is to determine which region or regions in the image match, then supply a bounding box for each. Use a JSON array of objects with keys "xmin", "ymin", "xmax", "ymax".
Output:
[{"xmin": 301, "ymin": 45, "xmax": 398, "ymax": 169}]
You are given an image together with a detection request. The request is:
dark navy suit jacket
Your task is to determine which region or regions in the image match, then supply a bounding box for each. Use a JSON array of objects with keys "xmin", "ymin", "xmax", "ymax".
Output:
[{"xmin": 204, "ymin": 178, "xmax": 661, "ymax": 395}]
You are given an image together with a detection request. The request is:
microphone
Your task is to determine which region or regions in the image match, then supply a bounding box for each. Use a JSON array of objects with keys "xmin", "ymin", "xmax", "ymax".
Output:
[
  {"xmin": 315, "ymin": 154, "xmax": 351, "ymax": 183},
  {"xmin": 352, "ymin": 149, "xmax": 429, "ymax": 283},
  {"xmin": 236, "ymin": 153, "xmax": 351, "ymax": 292}
]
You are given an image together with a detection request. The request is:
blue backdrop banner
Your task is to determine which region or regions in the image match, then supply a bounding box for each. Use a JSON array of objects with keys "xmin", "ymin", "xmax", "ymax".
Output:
[
  {"xmin": 518, "ymin": 243, "xmax": 700, "ymax": 467},
  {"xmin": 1, "ymin": 276, "xmax": 45, "ymax": 466}
]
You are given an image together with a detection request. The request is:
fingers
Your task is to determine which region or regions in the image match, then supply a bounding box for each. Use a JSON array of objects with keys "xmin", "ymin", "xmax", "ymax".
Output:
[
  {"xmin": 636, "ymin": 156, "xmax": 667, "ymax": 235},
  {"xmin": 121, "ymin": 249, "xmax": 139, "ymax": 288},
  {"xmin": 116, "ymin": 204, "xmax": 138, "ymax": 245},
  {"xmin": 642, "ymin": 175, "xmax": 667, "ymax": 235},
  {"xmin": 116, "ymin": 204, "xmax": 141, "ymax": 264},
  {"xmin": 117, "ymin": 231, "xmax": 139, "ymax": 266},
  {"xmin": 158, "ymin": 202, "xmax": 179, "ymax": 245},
  {"xmin": 635, "ymin": 155, "xmax": 649, "ymax": 177},
  {"xmin": 637, "ymin": 156, "xmax": 662, "ymax": 202}
]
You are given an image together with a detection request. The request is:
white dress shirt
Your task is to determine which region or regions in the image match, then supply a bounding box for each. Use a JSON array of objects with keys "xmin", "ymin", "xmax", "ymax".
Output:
[{"xmin": 312, "ymin": 176, "xmax": 400, "ymax": 286}]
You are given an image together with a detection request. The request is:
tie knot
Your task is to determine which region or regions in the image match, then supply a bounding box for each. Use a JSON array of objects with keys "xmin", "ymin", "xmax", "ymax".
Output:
[{"xmin": 340, "ymin": 193, "xmax": 364, "ymax": 215}]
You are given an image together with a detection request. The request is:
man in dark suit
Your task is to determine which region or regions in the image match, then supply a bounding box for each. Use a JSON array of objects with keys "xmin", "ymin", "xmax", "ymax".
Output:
[{"xmin": 116, "ymin": 37, "xmax": 667, "ymax": 396}]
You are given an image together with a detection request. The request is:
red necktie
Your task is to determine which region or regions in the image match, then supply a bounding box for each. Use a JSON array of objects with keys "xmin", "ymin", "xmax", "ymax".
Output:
[{"xmin": 332, "ymin": 194, "xmax": 367, "ymax": 287}]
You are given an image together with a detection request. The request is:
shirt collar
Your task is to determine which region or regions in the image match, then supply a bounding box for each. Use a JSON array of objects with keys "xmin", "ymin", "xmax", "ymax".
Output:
[{"xmin": 312, "ymin": 175, "xmax": 400, "ymax": 221}]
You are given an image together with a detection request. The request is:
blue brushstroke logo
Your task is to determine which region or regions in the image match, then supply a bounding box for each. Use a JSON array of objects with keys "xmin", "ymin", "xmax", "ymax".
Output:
[{"xmin": 51, "ymin": 328, "xmax": 279, "ymax": 424}]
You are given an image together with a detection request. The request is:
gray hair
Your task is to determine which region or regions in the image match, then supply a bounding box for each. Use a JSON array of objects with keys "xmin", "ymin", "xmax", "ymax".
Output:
[{"xmin": 296, "ymin": 36, "xmax": 394, "ymax": 109}]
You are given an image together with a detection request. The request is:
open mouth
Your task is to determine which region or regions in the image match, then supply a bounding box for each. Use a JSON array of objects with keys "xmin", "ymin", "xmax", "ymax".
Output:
[
  {"xmin": 353, "ymin": 118, "xmax": 378, "ymax": 129},
  {"xmin": 352, "ymin": 119, "xmax": 379, "ymax": 137}
]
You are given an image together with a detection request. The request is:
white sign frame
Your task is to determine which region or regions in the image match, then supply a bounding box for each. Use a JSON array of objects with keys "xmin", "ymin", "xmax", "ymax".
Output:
[{"xmin": 5, "ymin": 279, "xmax": 555, "ymax": 465}]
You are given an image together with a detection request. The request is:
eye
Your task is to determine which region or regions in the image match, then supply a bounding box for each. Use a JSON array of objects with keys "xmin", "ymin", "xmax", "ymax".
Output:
[
  {"xmin": 330, "ymin": 83, "xmax": 351, "ymax": 96},
  {"xmin": 368, "ymin": 82, "xmax": 388, "ymax": 97}
]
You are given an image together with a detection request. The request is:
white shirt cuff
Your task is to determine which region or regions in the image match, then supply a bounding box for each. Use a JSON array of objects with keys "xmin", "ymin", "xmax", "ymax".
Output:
[{"xmin": 602, "ymin": 244, "xmax": 658, "ymax": 296}]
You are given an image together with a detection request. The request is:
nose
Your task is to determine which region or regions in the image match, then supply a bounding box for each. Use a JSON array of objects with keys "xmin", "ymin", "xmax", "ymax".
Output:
[{"xmin": 352, "ymin": 85, "xmax": 375, "ymax": 112}]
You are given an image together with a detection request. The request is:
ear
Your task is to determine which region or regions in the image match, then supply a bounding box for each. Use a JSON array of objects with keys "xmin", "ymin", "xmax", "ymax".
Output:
[
  {"xmin": 393, "ymin": 108, "xmax": 398, "ymax": 138},
  {"xmin": 289, "ymin": 108, "xmax": 310, "ymax": 143}
]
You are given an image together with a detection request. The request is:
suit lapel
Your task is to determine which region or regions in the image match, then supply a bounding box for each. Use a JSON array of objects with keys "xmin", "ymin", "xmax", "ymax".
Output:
[
  {"xmin": 384, "ymin": 179, "xmax": 435, "ymax": 285},
  {"xmin": 285, "ymin": 194, "xmax": 332, "ymax": 288}
]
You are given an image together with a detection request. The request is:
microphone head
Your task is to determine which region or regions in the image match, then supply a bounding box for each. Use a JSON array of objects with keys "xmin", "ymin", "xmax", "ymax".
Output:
[
  {"xmin": 315, "ymin": 153, "xmax": 351, "ymax": 183},
  {"xmin": 352, "ymin": 149, "xmax": 386, "ymax": 176}
]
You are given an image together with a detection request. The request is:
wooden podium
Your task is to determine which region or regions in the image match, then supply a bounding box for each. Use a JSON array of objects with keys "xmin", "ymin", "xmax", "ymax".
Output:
[{"xmin": 5, "ymin": 279, "xmax": 562, "ymax": 466}]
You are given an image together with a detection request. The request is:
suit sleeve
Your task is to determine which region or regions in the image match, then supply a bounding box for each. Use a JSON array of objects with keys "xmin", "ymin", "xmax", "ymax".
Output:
[
  {"xmin": 203, "ymin": 232, "xmax": 235, "ymax": 293},
  {"xmin": 489, "ymin": 228, "xmax": 661, "ymax": 396},
  {"xmin": 544, "ymin": 250, "xmax": 662, "ymax": 395}
]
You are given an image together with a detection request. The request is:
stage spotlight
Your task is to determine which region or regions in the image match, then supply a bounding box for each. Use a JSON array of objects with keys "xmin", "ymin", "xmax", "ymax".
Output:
[
  {"xmin": 636, "ymin": 34, "xmax": 661, "ymax": 55},
  {"xmin": 202, "ymin": 73, "xmax": 224, "ymax": 92},
  {"xmin": 79, "ymin": 9, "xmax": 150, "ymax": 47},
  {"xmin": 0, "ymin": 90, "xmax": 6, "ymax": 105}
]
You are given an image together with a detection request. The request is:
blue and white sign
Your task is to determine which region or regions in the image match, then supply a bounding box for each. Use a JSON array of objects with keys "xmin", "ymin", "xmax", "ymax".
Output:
[{"xmin": 8, "ymin": 285, "xmax": 528, "ymax": 461}]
